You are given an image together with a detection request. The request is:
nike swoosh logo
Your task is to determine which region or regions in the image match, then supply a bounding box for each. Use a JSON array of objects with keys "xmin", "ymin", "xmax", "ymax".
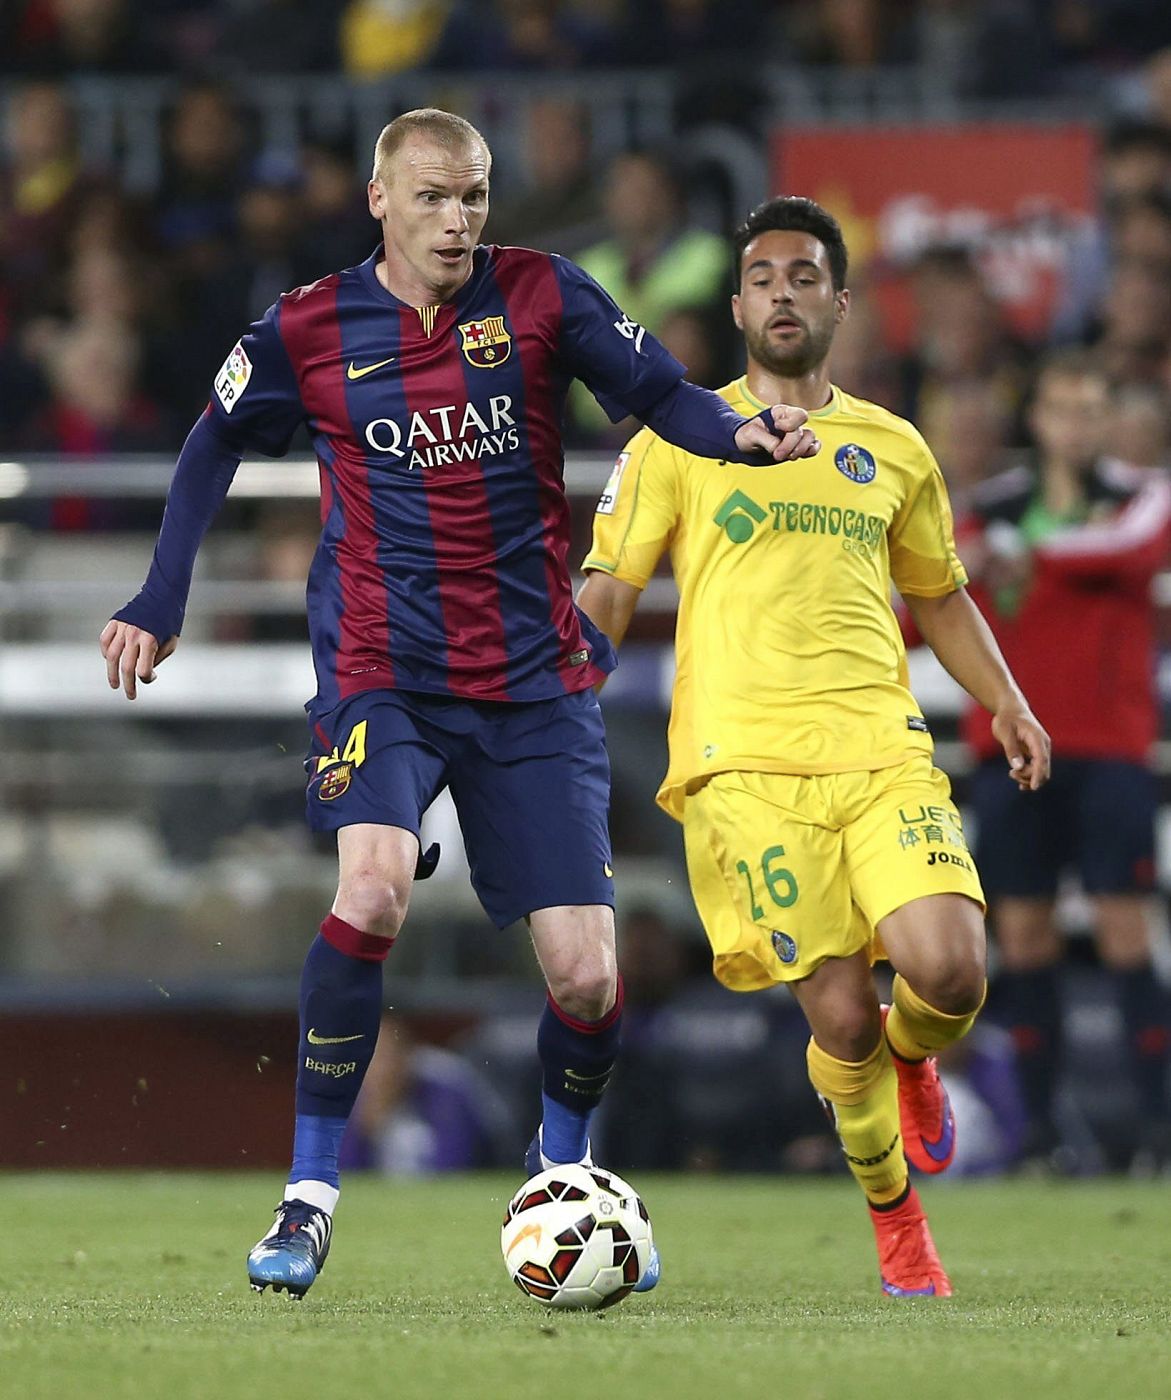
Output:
[
  {"xmin": 923, "ymin": 1091, "xmax": 956, "ymax": 1163},
  {"xmin": 346, "ymin": 357, "xmax": 396, "ymax": 380},
  {"xmin": 306, "ymin": 1028, "xmax": 364, "ymax": 1045},
  {"xmin": 603, "ymin": 862, "xmax": 614, "ymax": 878},
  {"xmin": 504, "ymin": 1223, "xmax": 543, "ymax": 1259}
]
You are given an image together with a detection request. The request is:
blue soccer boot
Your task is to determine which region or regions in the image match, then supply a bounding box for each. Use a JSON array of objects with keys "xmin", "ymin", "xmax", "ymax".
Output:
[{"xmin": 247, "ymin": 1198, "xmax": 332, "ymax": 1299}]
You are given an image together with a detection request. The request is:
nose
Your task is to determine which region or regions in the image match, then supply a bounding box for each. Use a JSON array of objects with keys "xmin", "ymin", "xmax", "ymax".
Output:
[{"xmin": 447, "ymin": 199, "xmax": 469, "ymax": 235}]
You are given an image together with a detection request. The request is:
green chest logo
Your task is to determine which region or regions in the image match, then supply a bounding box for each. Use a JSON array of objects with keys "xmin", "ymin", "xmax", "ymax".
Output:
[
  {"xmin": 713, "ymin": 490, "xmax": 767, "ymax": 542},
  {"xmin": 712, "ymin": 488, "xmax": 887, "ymax": 554}
]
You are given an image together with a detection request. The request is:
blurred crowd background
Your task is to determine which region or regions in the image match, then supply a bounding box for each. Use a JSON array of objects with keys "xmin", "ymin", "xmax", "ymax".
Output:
[{"xmin": 3, "ymin": 0, "xmax": 1171, "ymax": 1183}]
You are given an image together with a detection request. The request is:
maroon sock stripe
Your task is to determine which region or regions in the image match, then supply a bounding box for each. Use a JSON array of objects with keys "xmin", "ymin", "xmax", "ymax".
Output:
[
  {"xmin": 546, "ymin": 974, "xmax": 624, "ymax": 1033},
  {"xmin": 320, "ymin": 912, "xmax": 394, "ymax": 963}
]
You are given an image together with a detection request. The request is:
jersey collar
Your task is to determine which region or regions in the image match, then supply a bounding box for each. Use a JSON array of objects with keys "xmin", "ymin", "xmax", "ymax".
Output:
[
  {"xmin": 738, "ymin": 377, "xmax": 841, "ymax": 419},
  {"xmin": 357, "ymin": 244, "xmax": 488, "ymax": 314}
]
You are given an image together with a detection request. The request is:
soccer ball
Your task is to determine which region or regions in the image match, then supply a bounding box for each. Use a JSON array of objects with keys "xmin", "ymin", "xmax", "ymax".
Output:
[{"xmin": 500, "ymin": 1164, "xmax": 654, "ymax": 1310}]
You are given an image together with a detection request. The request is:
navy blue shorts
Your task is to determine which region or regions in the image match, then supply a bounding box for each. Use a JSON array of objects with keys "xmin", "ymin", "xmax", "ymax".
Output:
[
  {"xmin": 305, "ymin": 688, "xmax": 615, "ymax": 928},
  {"xmin": 969, "ymin": 757, "xmax": 1157, "ymax": 899}
]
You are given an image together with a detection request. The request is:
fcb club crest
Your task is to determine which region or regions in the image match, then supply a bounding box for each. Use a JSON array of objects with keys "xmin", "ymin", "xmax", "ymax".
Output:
[
  {"xmin": 317, "ymin": 762, "xmax": 354, "ymax": 802},
  {"xmin": 459, "ymin": 316, "xmax": 512, "ymax": 368},
  {"xmin": 834, "ymin": 442, "xmax": 877, "ymax": 484}
]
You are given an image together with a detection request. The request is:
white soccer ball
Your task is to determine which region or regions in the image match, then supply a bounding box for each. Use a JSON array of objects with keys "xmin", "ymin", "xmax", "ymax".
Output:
[{"xmin": 500, "ymin": 1164, "xmax": 654, "ymax": 1310}]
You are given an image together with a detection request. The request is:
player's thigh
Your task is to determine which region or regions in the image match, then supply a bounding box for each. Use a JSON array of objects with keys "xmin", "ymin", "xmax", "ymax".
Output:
[
  {"xmin": 681, "ymin": 770, "xmax": 860, "ymax": 991},
  {"xmin": 846, "ymin": 757, "xmax": 985, "ymax": 927},
  {"xmin": 305, "ymin": 691, "xmax": 448, "ymax": 839},
  {"xmin": 449, "ymin": 689, "xmax": 615, "ymax": 930},
  {"xmin": 1075, "ymin": 759, "xmax": 1158, "ymax": 897},
  {"xmin": 969, "ymin": 757, "xmax": 1066, "ymax": 900},
  {"xmin": 877, "ymin": 894, "xmax": 987, "ymax": 1012}
]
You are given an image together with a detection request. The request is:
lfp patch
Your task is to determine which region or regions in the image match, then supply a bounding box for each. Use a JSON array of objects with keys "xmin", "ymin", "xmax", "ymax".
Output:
[
  {"xmin": 834, "ymin": 442, "xmax": 876, "ymax": 484},
  {"xmin": 772, "ymin": 930, "xmax": 798, "ymax": 964},
  {"xmin": 595, "ymin": 452, "xmax": 629, "ymax": 515},
  {"xmin": 214, "ymin": 341, "xmax": 252, "ymax": 414}
]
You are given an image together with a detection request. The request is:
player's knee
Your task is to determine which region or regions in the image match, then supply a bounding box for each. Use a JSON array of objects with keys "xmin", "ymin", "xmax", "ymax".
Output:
[
  {"xmin": 548, "ymin": 960, "xmax": 616, "ymax": 1022},
  {"xmin": 916, "ymin": 953, "xmax": 986, "ymax": 1016},
  {"xmin": 816, "ymin": 999, "xmax": 882, "ymax": 1063},
  {"xmin": 334, "ymin": 870, "xmax": 410, "ymax": 939}
]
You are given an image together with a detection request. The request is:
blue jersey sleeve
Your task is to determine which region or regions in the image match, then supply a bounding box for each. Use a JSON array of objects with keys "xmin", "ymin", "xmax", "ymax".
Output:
[
  {"xmin": 113, "ymin": 413, "xmax": 243, "ymax": 641},
  {"xmin": 206, "ymin": 300, "xmax": 304, "ymax": 456},
  {"xmin": 551, "ymin": 256, "xmax": 685, "ymax": 422}
]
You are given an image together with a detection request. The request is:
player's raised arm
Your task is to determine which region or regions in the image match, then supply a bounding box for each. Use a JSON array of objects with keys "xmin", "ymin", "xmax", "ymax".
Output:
[
  {"xmin": 640, "ymin": 380, "xmax": 819, "ymax": 463},
  {"xmin": 549, "ymin": 255, "xmax": 818, "ymax": 466}
]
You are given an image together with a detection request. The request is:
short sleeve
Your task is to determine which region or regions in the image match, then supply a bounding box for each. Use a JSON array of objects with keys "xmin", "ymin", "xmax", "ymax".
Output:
[
  {"xmin": 583, "ymin": 425, "xmax": 680, "ymax": 588},
  {"xmin": 889, "ymin": 440, "xmax": 969, "ymax": 597},
  {"xmin": 205, "ymin": 300, "xmax": 305, "ymax": 457},
  {"xmin": 551, "ymin": 256, "xmax": 684, "ymax": 422}
]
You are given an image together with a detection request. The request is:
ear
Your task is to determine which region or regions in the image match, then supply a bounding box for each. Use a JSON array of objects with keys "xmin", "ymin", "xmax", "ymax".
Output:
[
  {"xmin": 834, "ymin": 288, "xmax": 850, "ymax": 324},
  {"xmin": 368, "ymin": 178, "xmax": 386, "ymax": 221},
  {"xmin": 731, "ymin": 293, "xmax": 743, "ymax": 332}
]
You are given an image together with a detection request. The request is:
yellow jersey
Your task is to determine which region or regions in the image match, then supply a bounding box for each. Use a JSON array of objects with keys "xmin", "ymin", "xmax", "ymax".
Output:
[{"xmin": 583, "ymin": 379, "xmax": 967, "ymax": 821}]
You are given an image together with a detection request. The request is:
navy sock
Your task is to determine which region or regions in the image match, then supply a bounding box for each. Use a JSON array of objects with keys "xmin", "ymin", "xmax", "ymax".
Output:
[
  {"xmin": 994, "ymin": 965, "xmax": 1062, "ymax": 1136},
  {"xmin": 290, "ymin": 915, "xmax": 392, "ymax": 1190},
  {"xmin": 537, "ymin": 979, "xmax": 624, "ymax": 1163},
  {"xmin": 1114, "ymin": 963, "xmax": 1171, "ymax": 1122}
]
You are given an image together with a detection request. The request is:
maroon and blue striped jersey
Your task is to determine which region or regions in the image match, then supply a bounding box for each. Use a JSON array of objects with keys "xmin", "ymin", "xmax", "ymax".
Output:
[{"xmin": 209, "ymin": 245, "xmax": 686, "ymax": 715}]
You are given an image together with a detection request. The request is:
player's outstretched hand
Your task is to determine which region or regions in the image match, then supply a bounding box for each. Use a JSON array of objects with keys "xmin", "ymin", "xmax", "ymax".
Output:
[
  {"xmin": 991, "ymin": 706, "xmax": 1051, "ymax": 791},
  {"xmin": 100, "ymin": 619, "xmax": 177, "ymax": 700},
  {"xmin": 735, "ymin": 404, "xmax": 821, "ymax": 463}
]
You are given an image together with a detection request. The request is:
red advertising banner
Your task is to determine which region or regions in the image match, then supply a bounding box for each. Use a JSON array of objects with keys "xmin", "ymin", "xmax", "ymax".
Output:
[{"xmin": 774, "ymin": 124, "xmax": 1097, "ymax": 348}]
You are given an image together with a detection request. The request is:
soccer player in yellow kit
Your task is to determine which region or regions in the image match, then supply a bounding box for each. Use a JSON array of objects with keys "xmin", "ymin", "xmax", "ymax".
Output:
[{"xmin": 579, "ymin": 197, "xmax": 1051, "ymax": 1296}]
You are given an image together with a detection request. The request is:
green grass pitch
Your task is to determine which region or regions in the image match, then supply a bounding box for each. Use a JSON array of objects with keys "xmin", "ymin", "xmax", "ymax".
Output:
[{"xmin": 3, "ymin": 1172, "xmax": 1170, "ymax": 1400}]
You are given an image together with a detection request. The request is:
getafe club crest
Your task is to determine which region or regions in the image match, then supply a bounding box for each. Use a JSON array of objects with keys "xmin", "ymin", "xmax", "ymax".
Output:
[
  {"xmin": 772, "ymin": 930, "xmax": 798, "ymax": 964},
  {"xmin": 459, "ymin": 316, "xmax": 512, "ymax": 368},
  {"xmin": 834, "ymin": 442, "xmax": 877, "ymax": 484}
]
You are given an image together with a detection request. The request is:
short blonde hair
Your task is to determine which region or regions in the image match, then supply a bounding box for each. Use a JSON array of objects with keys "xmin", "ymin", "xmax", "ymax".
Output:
[{"xmin": 371, "ymin": 108, "xmax": 490, "ymax": 184}]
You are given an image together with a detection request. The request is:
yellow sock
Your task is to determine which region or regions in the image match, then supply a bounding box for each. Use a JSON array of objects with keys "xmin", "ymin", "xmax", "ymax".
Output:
[
  {"xmin": 806, "ymin": 1035, "xmax": 907, "ymax": 1206},
  {"xmin": 885, "ymin": 975, "xmax": 987, "ymax": 1061}
]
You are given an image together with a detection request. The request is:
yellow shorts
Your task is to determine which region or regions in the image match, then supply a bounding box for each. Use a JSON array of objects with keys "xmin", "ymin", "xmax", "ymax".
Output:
[{"xmin": 682, "ymin": 756, "xmax": 985, "ymax": 991}]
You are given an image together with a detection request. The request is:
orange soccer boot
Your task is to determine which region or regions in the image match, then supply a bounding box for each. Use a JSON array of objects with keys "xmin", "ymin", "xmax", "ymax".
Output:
[
  {"xmin": 869, "ymin": 1185, "xmax": 953, "ymax": 1298},
  {"xmin": 881, "ymin": 1004, "xmax": 956, "ymax": 1174}
]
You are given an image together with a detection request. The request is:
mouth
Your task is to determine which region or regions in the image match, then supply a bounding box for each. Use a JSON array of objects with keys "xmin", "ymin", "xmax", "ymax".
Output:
[
  {"xmin": 435, "ymin": 246, "xmax": 468, "ymax": 266},
  {"xmin": 769, "ymin": 316, "xmax": 803, "ymax": 334}
]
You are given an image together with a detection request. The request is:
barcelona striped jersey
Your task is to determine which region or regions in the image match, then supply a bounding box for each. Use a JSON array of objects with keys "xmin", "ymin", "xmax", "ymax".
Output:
[{"xmin": 205, "ymin": 244, "xmax": 686, "ymax": 718}]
